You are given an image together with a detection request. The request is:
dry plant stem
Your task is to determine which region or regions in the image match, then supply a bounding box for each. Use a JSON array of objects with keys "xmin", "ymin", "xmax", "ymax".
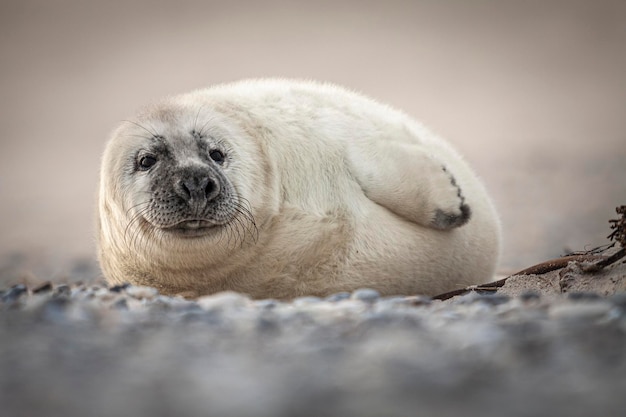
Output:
[
  {"xmin": 434, "ymin": 204, "xmax": 626, "ymax": 301},
  {"xmin": 508, "ymin": 254, "xmax": 608, "ymax": 276},
  {"xmin": 608, "ymin": 205, "xmax": 626, "ymax": 247},
  {"xmin": 581, "ymin": 247, "xmax": 625, "ymax": 272},
  {"xmin": 432, "ymin": 254, "xmax": 608, "ymax": 301}
]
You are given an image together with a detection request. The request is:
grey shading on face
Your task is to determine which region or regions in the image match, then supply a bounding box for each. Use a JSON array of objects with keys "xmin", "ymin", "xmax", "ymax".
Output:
[{"xmin": 131, "ymin": 129, "xmax": 238, "ymax": 237}]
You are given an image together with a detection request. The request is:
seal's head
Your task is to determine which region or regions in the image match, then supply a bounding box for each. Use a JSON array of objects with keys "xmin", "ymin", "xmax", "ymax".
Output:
[
  {"xmin": 97, "ymin": 98, "xmax": 271, "ymax": 294},
  {"xmin": 120, "ymin": 122, "xmax": 238, "ymax": 238}
]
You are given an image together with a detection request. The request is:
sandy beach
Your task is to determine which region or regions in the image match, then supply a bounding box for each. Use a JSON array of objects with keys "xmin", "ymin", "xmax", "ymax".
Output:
[{"xmin": 1, "ymin": 2, "xmax": 625, "ymax": 416}]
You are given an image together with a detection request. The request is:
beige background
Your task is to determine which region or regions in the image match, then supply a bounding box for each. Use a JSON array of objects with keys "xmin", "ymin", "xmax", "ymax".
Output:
[{"xmin": 1, "ymin": 0, "xmax": 625, "ymax": 285}]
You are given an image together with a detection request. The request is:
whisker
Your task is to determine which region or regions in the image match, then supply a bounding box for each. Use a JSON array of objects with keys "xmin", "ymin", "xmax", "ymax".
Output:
[
  {"xmin": 237, "ymin": 198, "xmax": 259, "ymax": 240},
  {"xmin": 232, "ymin": 203, "xmax": 258, "ymax": 244},
  {"xmin": 123, "ymin": 207, "xmax": 147, "ymax": 245},
  {"xmin": 198, "ymin": 113, "xmax": 215, "ymax": 138},
  {"xmin": 124, "ymin": 206, "xmax": 151, "ymax": 250},
  {"xmin": 124, "ymin": 201, "xmax": 150, "ymax": 218},
  {"xmin": 192, "ymin": 104, "xmax": 207, "ymax": 135},
  {"xmin": 122, "ymin": 119, "xmax": 159, "ymax": 138},
  {"xmin": 119, "ymin": 133, "xmax": 156, "ymax": 140}
]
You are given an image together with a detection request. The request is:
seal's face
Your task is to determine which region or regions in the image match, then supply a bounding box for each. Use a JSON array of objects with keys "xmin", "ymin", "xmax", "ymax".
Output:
[
  {"xmin": 101, "ymin": 103, "xmax": 261, "ymax": 251},
  {"xmin": 132, "ymin": 130, "xmax": 238, "ymax": 237}
]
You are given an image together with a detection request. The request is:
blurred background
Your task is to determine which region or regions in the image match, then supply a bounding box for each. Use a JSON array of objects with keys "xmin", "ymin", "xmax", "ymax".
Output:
[{"xmin": 1, "ymin": 0, "xmax": 625, "ymax": 287}]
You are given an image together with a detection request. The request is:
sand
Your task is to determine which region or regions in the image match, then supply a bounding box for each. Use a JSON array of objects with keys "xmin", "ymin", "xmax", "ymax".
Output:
[{"xmin": 2, "ymin": 243, "xmax": 625, "ymax": 417}]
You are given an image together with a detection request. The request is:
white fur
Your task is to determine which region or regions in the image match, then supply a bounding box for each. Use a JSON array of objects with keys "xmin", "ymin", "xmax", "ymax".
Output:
[{"xmin": 97, "ymin": 79, "xmax": 501, "ymax": 298}]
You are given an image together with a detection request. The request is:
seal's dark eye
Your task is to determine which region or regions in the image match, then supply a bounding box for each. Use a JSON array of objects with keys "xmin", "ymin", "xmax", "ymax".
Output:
[
  {"xmin": 138, "ymin": 155, "xmax": 157, "ymax": 170},
  {"xmin": 209, "ymin": 150, "xmax": 225, "ymax": 164}
]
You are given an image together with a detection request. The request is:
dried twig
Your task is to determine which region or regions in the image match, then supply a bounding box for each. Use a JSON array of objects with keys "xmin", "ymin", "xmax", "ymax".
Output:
[
  {"xmin": 608, "ymin": 205, "xmax": 626, "ymax": 247},
  {"xmin": 432, "ymin": 254, "xmax": 607, "ymax": 301},
  {"xmin": 433, "ymin": 205, "xmax": 626, "ymax": 301},
  {"xmin": 584, "ymin": 205, "xmax": 626, "ymax": 271}
]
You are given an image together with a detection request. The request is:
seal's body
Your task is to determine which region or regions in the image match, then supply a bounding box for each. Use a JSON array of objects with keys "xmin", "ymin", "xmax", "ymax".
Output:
[{"xmin": 97, "ymin": 79, "xmax": 501, "ymax": 298}]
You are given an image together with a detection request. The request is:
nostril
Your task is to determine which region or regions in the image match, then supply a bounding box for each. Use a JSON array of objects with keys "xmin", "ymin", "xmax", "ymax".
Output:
[
  {"xmin": 180, "ymin": 181, "xmax": 192, "ymax": 199},
  {"xmin": 205, "ymin": 179, "xmax": 215, "ymax": 197},
  {"xmin": 205, "ymin": 178, "xmax": 221, "ymax": 201}
]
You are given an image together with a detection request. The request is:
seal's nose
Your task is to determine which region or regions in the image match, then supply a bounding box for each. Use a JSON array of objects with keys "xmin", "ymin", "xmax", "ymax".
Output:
[{"xmin": 176, "ymin": 169, "xmax": 220, "ymax": 204}]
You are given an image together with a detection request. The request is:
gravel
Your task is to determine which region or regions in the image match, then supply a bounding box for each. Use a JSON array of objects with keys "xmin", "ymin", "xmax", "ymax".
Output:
[{"xmin": 1, "ymin": 282, "xmax": 626, "ymax": 417}]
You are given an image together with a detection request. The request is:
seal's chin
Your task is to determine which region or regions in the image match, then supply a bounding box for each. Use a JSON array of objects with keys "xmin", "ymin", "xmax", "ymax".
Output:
[{"xmin": 162, "ymin": 220, "xmax": 220, "ymax": 238}]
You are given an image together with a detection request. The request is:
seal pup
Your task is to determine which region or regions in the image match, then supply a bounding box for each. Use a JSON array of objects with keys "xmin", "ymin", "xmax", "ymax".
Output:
[{"xmin": 97, "ymin": 79, "xmax": 501, "ymax": 298}]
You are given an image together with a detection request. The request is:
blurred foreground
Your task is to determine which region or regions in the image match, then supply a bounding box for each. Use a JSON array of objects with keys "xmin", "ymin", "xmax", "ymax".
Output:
[{"xmin": 2, "ymin": 258, "xmax": 626, "ymax": 417}]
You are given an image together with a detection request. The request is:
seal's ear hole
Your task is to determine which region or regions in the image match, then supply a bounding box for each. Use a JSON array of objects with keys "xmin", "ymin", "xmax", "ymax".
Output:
[
  {"xmin": 138, "ymin": 155, "xmax": 157, "ymax": 170},
  {"xmin": 209, "ymin": 150, "xmax": 225, "ymax": 165}
]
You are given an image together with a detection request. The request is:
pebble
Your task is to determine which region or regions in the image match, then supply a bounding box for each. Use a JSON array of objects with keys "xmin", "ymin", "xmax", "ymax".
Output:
[
  {"xmin": 197, "ymin": 291, "xmax": 251, "ymax": 311},
  {"xmin": 255, "ymin": 299, "xmax": 281, "ymax": 309},
  {"xmin": 566, "ymin": 292, "xmax": 602, "ymax": 301},
  {"xmin": 53, "ymin": 284, "xmax": 71, "ymax": 297},
  {"xmin": 32, "ymin": 282, "xmax": 53, "ymax": 294},
  {"xmin": 142, "ymin": 295, "xmax": 201, "ymax": 313},
  {"xmin": 292, "ymin": 296, "xmax": 323, "ymax": 306},
  {"xmin": 350, "ymin": 288, "xmax": 381, "ymax": 303},
  {"xmin": 111, "ymin": 298, "xmax": 129, "ymax": 310},
  {"xmin": 549, "ymin": 301, "xmax": 613, "ymax": 321},
  {"xmin": 109, "ymin": 283, "xmax": 130, "ymax": 293},
  {"xmin": 379, "ymin": 295, "xmax": 432, "ymax": 308},
  {"xmin": 519, "ymin": 291, "xmax": 541, "ymax": 302},
  {"xmin": 474, "ymin": 293, "xmax": 511, "ymax": 306},
  {"xmin": 125, "ymin": 285, "xmax": 159, "ymax": 300},
  {"xmin": 1, "ymin": 284, "xmax": 28, "ymax": 302},
  {"xmin": 325, "ymin": 292, "xmax": 351, "ymax": 302}
]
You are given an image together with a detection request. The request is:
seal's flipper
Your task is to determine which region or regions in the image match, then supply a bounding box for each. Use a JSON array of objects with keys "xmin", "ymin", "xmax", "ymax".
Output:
[{"xmin": 346, "ymin": 140, "xmax": 471, "ymax": 230}]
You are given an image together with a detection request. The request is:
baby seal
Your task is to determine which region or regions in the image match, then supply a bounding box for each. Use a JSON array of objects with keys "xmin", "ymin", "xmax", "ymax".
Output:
[{"xmin": 97, "ymin": 79, "xmax": 501, "ymax": 299}]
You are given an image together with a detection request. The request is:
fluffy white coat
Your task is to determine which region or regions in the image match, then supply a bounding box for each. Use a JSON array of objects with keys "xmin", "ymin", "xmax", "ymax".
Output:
[{"xmin": 97, "ymin": 79, "xmax": 501, "ymax": 298}]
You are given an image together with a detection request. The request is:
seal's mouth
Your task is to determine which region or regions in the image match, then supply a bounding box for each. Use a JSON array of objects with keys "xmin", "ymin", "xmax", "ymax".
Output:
[{"xmin": 163, "ymin": 220, "xmax": 220, "ymax": 237}]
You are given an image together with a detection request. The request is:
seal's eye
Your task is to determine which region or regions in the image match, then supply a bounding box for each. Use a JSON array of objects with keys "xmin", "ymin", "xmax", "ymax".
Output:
[
  {"xmin": 138, "ymin": 155, "xmax": 157, "ymax": 170},
  {"xmin": 209, "ymin": 150, "xmax": 225, "ymax": 164}
]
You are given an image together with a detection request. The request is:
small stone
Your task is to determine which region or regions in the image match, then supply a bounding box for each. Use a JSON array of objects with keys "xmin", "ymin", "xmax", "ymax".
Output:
[
  {"xmin": 146, "ymin": 297, "xmax": 172, "ymax": 312},
  {"xmin": 32, "ymin": 282, "xmax": 53, "ymax": 294},
  {"xmin": 109, "ymin": 283, "xmax": 130, "ymax": 293},
  {"xmin": 293, "ymin": 296, "xmax": 322, "ymax": 306},
  {"xmin": 351, "ymin": 288, "xmax": 380, "ymax": 303},
  {"xmin": 111, "ymin": 298, "xmax": 129, "ymax": 310},
  {"xmin": 379, "ymin": 295, "xmax": 431, "ymax": 308},
  {"xmin": 325, "ymin": 292, "xmax": 351, "ymax": 302},
  {"xmin": 255, "ymin": 299, "xmax": 280, "ymax": 309},
  {"xmin": 2, "ymin": 284, "xmax": 28, "ymax": 302},
  {"xmin": 401, "ymin": 295, "xmax": 431, "ymax": 306},
  {"xmin": 449, "ymin": 291, "xmax": 509, "ymax": 306},
  {"xmin": 53, "ymin": 284, "xmax": 71, "ymax": 297},
  {"xmin": 126, "ymin": 285, "xmax": 159, "ymax": 300},
  {"xmin": 171, "ymin": 300, "xmax": 203, "ymax": 313},
  {"xmin": 519, "ymin": 291, "xmax": 541, "ymax": 302},
  {"xmin": 146, "ymin": 295, "xmax": 202, "ymax": 313},
  {"xmin": 197, "ymin": 291, "xmax": 251, "ymax": 311},
  {"xmin": 567, "ymin": 292, "xmax": 602, "ymax": 301},
  {"xmin": 447, "ymin": 291, "xmax": 482, "ymax": 304},
  {"xmin": 550, "ymin": 301, "xmax": 612, "ymax": 321},
  {"xmin": 474, "ymin": 293, "xmax": 510, "ymax": 306}
]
